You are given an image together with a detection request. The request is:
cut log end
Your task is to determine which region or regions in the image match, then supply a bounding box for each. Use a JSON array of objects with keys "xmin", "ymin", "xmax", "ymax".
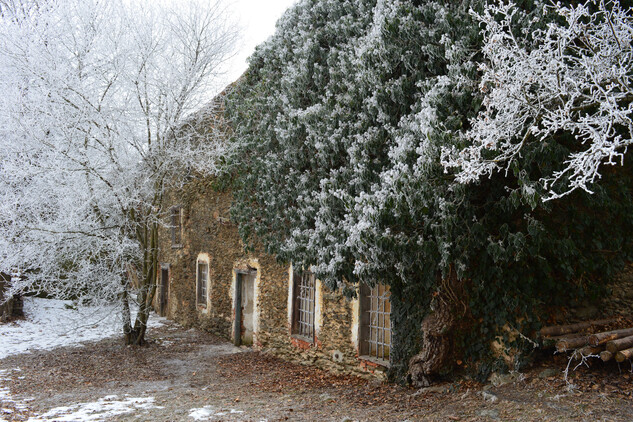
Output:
[
  {"xmin": 556, "ymin": 336, "xmax": 589, "ymax": 352},
  {"xmin": 577, "ymin": 345, "xmax": 602, "ymax": 357},
  {"xmin": 615, "ymin": 347, "xmax": 633, "ymax": 363},
  {"xmin": 605, "ymin": 334, "xmax": 633, "ymax": 354}
]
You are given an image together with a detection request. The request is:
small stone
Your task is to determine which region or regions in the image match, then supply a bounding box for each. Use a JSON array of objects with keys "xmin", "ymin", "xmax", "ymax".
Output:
[
  {"xmin": 367, "ymin": 379, "xmax": 382, "ymax": 388},
  {"xmin": 478, "ymin": 409, "xmax": 499, "ymax": 419},
  {"xmin": 331, "ymin": 349, "xmax": 343, "ymax": 362},
  {"xmin": 481, "ymin": 391, "xmax": 498, "ymax": 403},
  {"xmin": 538, "ymin": 368, "xmax": 559, "ymax": 379},
  {"xmin": 319, "ymin": 393, "xmax": 334, "ymax": 402},
  {"xmin": 489, "ymin": 371, "xmax": 518, "ymax": 387},
  {"xmin": 420, "ymin": 385, "xmax": 448, "ymax": 394}
]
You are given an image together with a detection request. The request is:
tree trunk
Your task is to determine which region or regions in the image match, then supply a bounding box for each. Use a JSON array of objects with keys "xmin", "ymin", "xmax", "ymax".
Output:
[
  {"xmin": 128, "ymin": 285, "xmax": 149, "ymax": 346},
  {"xmin": 408, "ymin": 269, "xmax": 465, "ymax": 387},
  {"xmin": 408, "ymin": 296, "xmax": 455, "ymax": 387},
  {"xmin": 407, "ymin": 269, "xmax": 467, "ymax": 388},
  {"xmin": 121, "ymin": 276, "xmax": 133, "ymax": 342},
  {"xmin": 124, "ymin": 218, "xmax": 159, "ymax": 346}
]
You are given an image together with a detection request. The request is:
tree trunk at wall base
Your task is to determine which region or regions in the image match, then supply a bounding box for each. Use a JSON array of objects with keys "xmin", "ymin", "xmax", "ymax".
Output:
[
  {"xmin": 123, "ymin": 272, "xmax": 158, "ymax": 346},
  {"xmin": 122, "ymin": 282, "xmax": 157, "ymax": 346},
  {"xmin": 122, "ymin": 217, "xmax": 159, "ymax": 346},
  {"xmin": 408, "ymin": 298, "xmax": 455, "ymax": 387}
]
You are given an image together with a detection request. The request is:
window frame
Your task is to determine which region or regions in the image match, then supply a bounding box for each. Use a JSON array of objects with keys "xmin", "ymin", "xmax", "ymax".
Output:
[
  {"xmin": 291, "ymin": 270, "xmax": 316, "ymax": 343},
  {"xmin": 158, "ymin": 263, "xmax": 170, "ymax": 317},
  {"xmin": 359, "ymin": 283, "xmax": 392, "ymax": 366},
  {"xmin": 170, "ymin": 206, "xmax": 183, "ymax": 248},
  {"xmin": 196, "ymin": 259, "xmax": 209, "ymax": 308}
]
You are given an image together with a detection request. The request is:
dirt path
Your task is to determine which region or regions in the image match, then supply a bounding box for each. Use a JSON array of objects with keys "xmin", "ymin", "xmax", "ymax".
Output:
[{"xmin": 1, "ymin": 320, "xmax": 632, "ymax": 421}]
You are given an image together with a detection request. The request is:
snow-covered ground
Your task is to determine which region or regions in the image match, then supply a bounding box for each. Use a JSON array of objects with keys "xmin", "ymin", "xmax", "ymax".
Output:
[
  {"xmin": 0, "ymin": 368, "xmax": 28, "ymax": 421},
  {"xmin": 0, "ymin": 297, "xmax": 165, "ymax": 360},
  {"xmin": 27, "ymin": 395, "xmax": 162, "ymax": 422},
  {"xmin": 0, "ymin": 297, "xmax": 167, "ymax": 421}
]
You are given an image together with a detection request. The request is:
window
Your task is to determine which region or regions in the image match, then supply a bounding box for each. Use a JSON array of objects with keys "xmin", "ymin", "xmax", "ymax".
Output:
[
  {"xmin": 196, "ymin": 260, "xmax": 208, "ymax": 307},
  {"xmin": 360, "ymin": 284, "xmax": 392, "ymax": 363},
  {"xmin": 158, "ymin": 264, "xmax": 170, "ymax": 317},
  {"xmin": 291, "ymin": 270, "xmax": 316, "ymax": 341},
  {"xmin": 171, "ymin": 206, "xmax": 182, "ymax": 247}
]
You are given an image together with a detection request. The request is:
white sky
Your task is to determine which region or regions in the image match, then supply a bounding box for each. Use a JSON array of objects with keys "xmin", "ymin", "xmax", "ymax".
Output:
[{"xmin": 221, "ymin": 0, "xmax": 299, "ymax": 85}]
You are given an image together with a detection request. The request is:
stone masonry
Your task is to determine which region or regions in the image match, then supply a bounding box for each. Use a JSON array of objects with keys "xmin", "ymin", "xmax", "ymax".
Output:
[{"xmin": 156, "ymin": 178, "xmax": 387, "ymax": 378}]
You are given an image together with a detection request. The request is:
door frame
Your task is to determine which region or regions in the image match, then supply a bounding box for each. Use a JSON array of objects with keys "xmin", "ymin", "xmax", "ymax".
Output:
[{"xmin": 233, "ymin": 268, "xmax": 257, "ymax": 346}]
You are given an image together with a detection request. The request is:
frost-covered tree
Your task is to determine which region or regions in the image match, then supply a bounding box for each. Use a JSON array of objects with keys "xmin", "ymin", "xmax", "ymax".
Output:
[
  {"xmin": 442, "ymin": 0, "xmax": 633, "ymax": 200},
  {"xmin": 0, "ymin": 0, "xmax": 238, "ymax": 344},
  {"xmin": 227, "ymin": 0, "xmax": 488, "ymax": 380},
  {"xmin": 228, "ymin": 0, "xmax": 633, "ymax": 383}
]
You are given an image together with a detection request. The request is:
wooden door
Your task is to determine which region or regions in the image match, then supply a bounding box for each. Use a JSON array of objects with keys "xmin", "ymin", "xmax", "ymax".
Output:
[
  {"xmin": 234, "ymin": 270, "xmax": 256, "ymax": 346},
  {"xmin": 159, "ymin": 266, "xmax": 169, "ymax": 317}
]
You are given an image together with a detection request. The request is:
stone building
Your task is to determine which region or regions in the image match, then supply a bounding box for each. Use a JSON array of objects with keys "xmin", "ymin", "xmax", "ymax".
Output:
[
  {"xmin": 153, "ymin": 89, "xmax": 633, "ymax": 383},
  {"xmin": 155, "ymin": 176, "xmax": 393, "ymax": 378}
]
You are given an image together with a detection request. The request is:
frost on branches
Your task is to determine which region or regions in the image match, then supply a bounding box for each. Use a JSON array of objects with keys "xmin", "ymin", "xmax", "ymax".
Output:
[
  {"xmin": 0, "ymin": 0, "xmax": 237, "ymax": 344},
  {"xmin": 442, "ymin": 0, "xmax": 633, "ymax": 200}
]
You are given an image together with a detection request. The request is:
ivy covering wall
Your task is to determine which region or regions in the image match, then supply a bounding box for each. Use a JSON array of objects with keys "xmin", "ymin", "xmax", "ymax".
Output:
[{"xmin": 225, "ymin": 0, "xmax": 633, "ymax": 382}]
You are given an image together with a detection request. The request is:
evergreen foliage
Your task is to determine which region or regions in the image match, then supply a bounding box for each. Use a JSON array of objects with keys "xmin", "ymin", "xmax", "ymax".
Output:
[{"xmin": 226, "ymin": 0, "xmax": 633, "ymax": 381}]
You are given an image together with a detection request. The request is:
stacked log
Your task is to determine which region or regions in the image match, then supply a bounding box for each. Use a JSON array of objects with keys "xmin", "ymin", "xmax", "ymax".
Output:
[
  {"xmin": 540, "ymin": 319, "xmax": 618, "ymax": 337},
  {"xmin": 540, "ymin": 317, "xmax": 633, "ymax": 363}
]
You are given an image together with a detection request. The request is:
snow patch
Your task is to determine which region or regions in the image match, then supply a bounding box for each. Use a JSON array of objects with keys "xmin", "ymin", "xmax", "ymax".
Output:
[
  {"xmin": 189, "ymin": 406, "xmax": 215, "ymax": 420},
  {"xmin": 27, "ymin": 395, "xmax": 161, "ymax": 421},
  {"xmin": 188, "ymin": 406, "xmax": 244, "ymax": 420},
  {"xmin": 0, "ymin": 369, "xmax": 28, "ymax": 412}
]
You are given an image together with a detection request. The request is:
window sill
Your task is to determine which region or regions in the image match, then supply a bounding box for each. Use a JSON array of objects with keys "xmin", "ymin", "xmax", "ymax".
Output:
[
  {"xmin": 291, "ymin": 333, "xmax": 314, "ymax": 343},
  {"xmin": 290, "ymin": 335, "xmax": 314, "ymax": 349},
  {"xmin": 359, "ymin": 355, "xmax": 390, "ymax": 368}
]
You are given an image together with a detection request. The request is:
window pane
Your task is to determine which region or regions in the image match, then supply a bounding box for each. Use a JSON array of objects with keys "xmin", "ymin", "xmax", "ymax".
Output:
[
  {"xmin": 362, "ymin": 284, "xmax": 392, "ymax": 362},
  {"xmin": 197, "ymin": 262, "xmax": 208, "ymax": 304},
  {"xmin": 293, "ymin": 271, "xmax": 315, "ymax": 340}
]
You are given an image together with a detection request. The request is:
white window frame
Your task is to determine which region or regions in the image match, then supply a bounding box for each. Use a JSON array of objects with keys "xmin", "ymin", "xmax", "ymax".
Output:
[{"xmin": 196, "ymin": 254, "xmax": 210, "ymax": 308}]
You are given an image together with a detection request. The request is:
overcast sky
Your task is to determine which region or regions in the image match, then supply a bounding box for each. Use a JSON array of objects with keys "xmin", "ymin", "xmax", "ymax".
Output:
[{"xmin": 221, "ymin": 0, "xmax": 299, "ymax": 85}]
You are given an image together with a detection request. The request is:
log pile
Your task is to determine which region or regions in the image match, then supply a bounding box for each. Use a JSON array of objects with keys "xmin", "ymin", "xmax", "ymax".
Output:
[{"xmin": 540, "ymin": 317, "xmax": 633, "ymax": 362}]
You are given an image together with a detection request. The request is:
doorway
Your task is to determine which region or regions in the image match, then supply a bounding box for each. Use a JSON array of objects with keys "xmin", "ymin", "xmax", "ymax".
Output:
[
  {"xmin": 159, "ymin": 264, "xmax": 169, "ymax": 317},
  {"xmin": 234, "ymin": 269, "xmax": 256, "ymax": 346}
]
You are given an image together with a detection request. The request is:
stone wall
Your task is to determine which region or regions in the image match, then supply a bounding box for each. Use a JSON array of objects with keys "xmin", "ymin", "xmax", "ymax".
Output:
[
  {"xmin": 0, "ymin": 273, "xmax": 22, "ymax": 322},
  {"xmin": 157, "ymin": 179, "xmax": 388, "ymax": 379},
  {"xmin": 569, "ymin": 263, "xmax": 633, "ymax": 321}
]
